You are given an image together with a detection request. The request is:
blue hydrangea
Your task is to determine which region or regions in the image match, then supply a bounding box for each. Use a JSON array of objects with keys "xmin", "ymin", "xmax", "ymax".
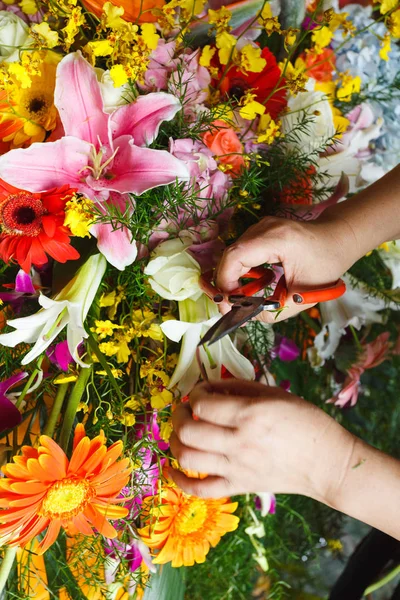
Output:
[{"xmin": 331, "ymin": 5, "xmax": 400, "ymax": 169}]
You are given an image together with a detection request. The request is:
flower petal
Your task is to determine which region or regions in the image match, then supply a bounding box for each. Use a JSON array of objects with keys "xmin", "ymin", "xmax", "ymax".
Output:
[
  {"xmin": 90, "ymin": 136, "xmax": 190, "ymax": 196},
  {"xmin": 109, "ymin": 92, "xmax": 182, "ymax": 147},
  {"xmin": 0, "ymin": 137, "xmax": 92, "ymax": 194},
  {"xmin": 55, "ymin": 52, "xmax": 109, "ymax": 147},
  {"xmin": 90, "ymin": 222, "xmax": 137, "ymax": 270}
]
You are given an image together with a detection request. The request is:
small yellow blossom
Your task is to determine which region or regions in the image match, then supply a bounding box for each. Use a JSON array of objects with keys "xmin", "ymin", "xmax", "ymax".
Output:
[
  {"xmin": 77, "ymin": 401, "xmax": 89, "ymax": 413},
  {"xmin": 257, "ymin": 114, "xmax": 281, "ymax": 144},
  {"xmin": 131, "ymin": 309, "xmax": 163, "ymax": 341},
  {"xmin": 32, "ymin": 23, "xmax": 59, "ymax": 48},
  {"xmin": 91, "ymin": 319, "xmax": 122, "ymax": 339},
  {"xmin": 140, "ymin": 362, "xmax": 170, "ymax": 386},
  {"xmin": 332, "ymin": 106, "xmax": 350, "ymax": 138},
  {"xmin": 239, "ymin": 92, "xmax": 266, "ymax": 120},
  {"xmin": 327, "ymin": 11, "xmax": 355, "ymax": 36},
  {"xmin": 283, "ymin": 61, "xmax": 308, "ymax": 95},
  {"xmin": 109, "ymin": 64, "xmax": 129, "ymax": 87},
  {"xmin": 336, "ymin": 72, "xmax": 361, "ymax": 101},
  {"xmin": 20, "ymin": 0, "xmax": 38, "ymax": 14},
  {"xmin": 54, "ymin": 374, "xmax": 78, "ymax": 384},
  {"xmin": 387, "ymin": 8, "xmax": 400, "ymax": 36},
  {"xmin": 62, "ymin": 7, "xmax": 85, "ymax": 51},
  {"xmin": 208, "ymin": 6, "xmax": 232, "ymax": 33},
  {"xmin": 312, "ymin": 26, "xmax": 333, "ymax": 53},
  {"xmin": 200, "ymin": 45, "xmax": 216, "ymax": 67},
  {"xmin": 141, "ymin": 23, "xmax": 159, "ymax": 50},
  {"xmin": 7, "ymin": 63, "xmax": 31, "ymax": 89},
  {"xmin": 327, "ymin": 539, "xmax": 343, "ymax": 553},
  {"xmin": 98, "ymin": 341, "xmax": 119, "ymax": 357},
  {"xmin": 102, "ymin": 1, "xmax": 126, "ymax": 28},
  {"xmin": 379, "ymin": 0, "xmax": 399, "ymax": 15},
  {"xmin": 258, "ymin": 3, "xmax": 281, "ymax": 35},
  {"xmin": 237, "ymin": 45, "xmax": 266, "ymax": 73},
  {"xmin": 284, "ymin": 27, "xmax": 299, "ymax": 49},
  {"xmin": 379, "ymin": 33, "xmax": 391, "ymax": 60},
  {"xmin": 160, "ymin": 420, "xmax": 173, "ymax": 442},
  {"xmin": 113, "ymin": 334, "xmax": 131, "ymax": 363},
  {"xmin": 216, "ymin": 31, "xmax": 237, "ymax": 65},
  {"xmin": 85, "ymin": 40, "xmax": 114, "ymax": 58},
  {"xmin": 150, "ymin": 387, "xmax": 173, "ymax": 410},
  {"xmin": 96, "ymin": 368, "xmax": 123, "ymax": 377},
  {"xmin": 64, "ymin": 195, "xmax": 94, "ymax": 237}
]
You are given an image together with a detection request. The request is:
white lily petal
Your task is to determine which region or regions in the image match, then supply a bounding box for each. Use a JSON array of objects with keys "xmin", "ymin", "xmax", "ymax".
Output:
[
  {"xmin": 21, "ymin": 311, "xmax": 70, "ymax": 365},
  {"xmin": 168, "ymin": 325, "xmax": 202, "ymax": 392},
  {"xmin": 161, "ymin": 319, "xmax": 198, "ymax": 343},
  {"xmin": 219, "ymin": 336, "xmax": 255, "ymax": 380}
]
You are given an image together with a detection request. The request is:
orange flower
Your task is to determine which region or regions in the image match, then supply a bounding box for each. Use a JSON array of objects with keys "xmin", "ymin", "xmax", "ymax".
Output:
[
  {"xmin": 300, "ymin": 48, "xmax": 336, "ymax": 82},
  {"xmin": 203, "ymin": 120, "xmax": 245, "ymax": 176},
  {"xmin": 0, "ymin": 424, "xmax": 132, "ymax": 554},
  {"xmin": 138, "ymin": 479, "xmax": 239, "ymax": 567},
  {"xmin": 81, "ymin": 0, "xmax": 165, "ymax": 22},
  {"xmin": 279, "ymin": 166, "xmax": 316, "ymax": 206}
]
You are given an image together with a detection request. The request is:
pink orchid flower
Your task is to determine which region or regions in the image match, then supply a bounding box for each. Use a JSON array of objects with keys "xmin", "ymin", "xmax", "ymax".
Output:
[
  {"xmin": 0, "ymin": 52, "xmax": 190, "ymax": 270},
  {"xmin": 328, "ymin": 332, "xmax": 391, "ymax": 408}
]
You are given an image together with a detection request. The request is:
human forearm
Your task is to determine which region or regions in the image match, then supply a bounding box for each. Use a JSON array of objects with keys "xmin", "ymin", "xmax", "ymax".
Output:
[
  {"xmin": 321, "ymin": 164, "xmax": 400, "ymax": 264},
  {"xmin": 325, "ymin": 435, "xmax": 400, "ymax": 541}
]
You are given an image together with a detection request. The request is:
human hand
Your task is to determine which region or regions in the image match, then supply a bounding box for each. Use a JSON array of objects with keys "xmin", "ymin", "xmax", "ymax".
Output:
[
  {"xmin": 216, "ymin": 216, "xmax": 359, "ymax": 323},
  {"xmin": 170, "ymin": 379, "xmax": 355, "ymax": 503}
]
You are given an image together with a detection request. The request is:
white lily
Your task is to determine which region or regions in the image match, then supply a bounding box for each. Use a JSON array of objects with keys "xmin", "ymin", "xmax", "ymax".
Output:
[
  {"xmin": 161, "ymin": 296, "xmax": 255, "ymax": 396},
  {"xmin": 313, "ymin": 274, "xmax": 398, "ymax": 361},
  {"xmin": 0, "ymin": 254, "xmax": 106, "ymax": 367}
]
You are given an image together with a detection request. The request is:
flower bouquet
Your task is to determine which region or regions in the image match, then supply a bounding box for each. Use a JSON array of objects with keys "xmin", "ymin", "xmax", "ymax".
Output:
[{"xmin": 0, "ymin": 0, "xmax": 400, "ymax": 597}]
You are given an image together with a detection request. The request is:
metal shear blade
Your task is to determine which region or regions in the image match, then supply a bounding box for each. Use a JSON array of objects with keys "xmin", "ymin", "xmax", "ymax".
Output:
[{"xmin": 199, "ymin": 297, "xmax": 279, "ymax": 346}]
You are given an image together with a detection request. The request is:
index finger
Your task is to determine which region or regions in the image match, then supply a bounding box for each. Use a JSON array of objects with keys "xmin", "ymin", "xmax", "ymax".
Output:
[{"xmin": 189, "ymin": 380, "xmax": 271, "ymax": 427}]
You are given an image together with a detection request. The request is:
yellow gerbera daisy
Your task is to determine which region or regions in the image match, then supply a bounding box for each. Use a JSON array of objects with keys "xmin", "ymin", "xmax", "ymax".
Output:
[
  {"xmin": 138, "ymin": 478, "xmax": 239, "ymax": 567},
  {"xmin": 0, "ymin": 51, "xmax": 59, "ymax": 150}
]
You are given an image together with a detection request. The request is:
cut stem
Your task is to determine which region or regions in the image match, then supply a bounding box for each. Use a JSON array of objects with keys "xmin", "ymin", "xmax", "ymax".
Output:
[
  {"xmin": 0, "ymin": 547, "xmax": 17, "ymax": 596},
  {"xmin": 42, "ymin": 383, "xmax": 69, "ymax": 439},
  {"xmin": 58, "ymin": 367, "xmax": 92, "ymax": 452}
]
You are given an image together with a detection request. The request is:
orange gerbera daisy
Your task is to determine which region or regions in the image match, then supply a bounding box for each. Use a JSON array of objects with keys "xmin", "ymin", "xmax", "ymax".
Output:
[
  {"xmin": 81, "ymin": 0, "xmax": 165, "ymax": 22},
  {"xmin": 0, "ymin": 424, "xmax": 132, "ymax": 554},
  {"xmin": 0, "ymin": 179, "xmax": 80, "ymax": 272},
  {"xmin": 138, "ymin": 479, "xmax": 239, "ymax": 567}
]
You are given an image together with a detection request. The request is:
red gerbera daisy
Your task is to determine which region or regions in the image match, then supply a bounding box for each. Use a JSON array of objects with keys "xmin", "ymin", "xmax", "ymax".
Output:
[
  {"xmin": 217, "ymin": 47, "xmax": 288, "ymax": 120},
  {"xmin": 0, "ymin": 179, "xmax": 80, "ymax": 272}
]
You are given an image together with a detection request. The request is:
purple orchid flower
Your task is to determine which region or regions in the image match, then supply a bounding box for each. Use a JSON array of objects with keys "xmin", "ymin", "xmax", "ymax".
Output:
[
  {"xmin": 271, "ymin": 336, "xmax": 300, "ymax": 362},
  {"xmin": 0, "ymin": 270, "xmax": 38, "ymax": 313},
  {"xmin": 0, "ymin": 52, "xmax": 190, "ymax": 270},
  {"xmin": 0, "ymin": 372, "xmax": 27, "ymax": 432},
  {"xmin": 46, "ymin": 340, "xmax": 75, "ymax": 372}
]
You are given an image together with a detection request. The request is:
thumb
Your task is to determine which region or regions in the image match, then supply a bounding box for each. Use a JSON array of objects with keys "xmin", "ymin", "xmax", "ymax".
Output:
[{"xmin": 216, "ymin": 239, "xmax": 273, "ymax": 293}]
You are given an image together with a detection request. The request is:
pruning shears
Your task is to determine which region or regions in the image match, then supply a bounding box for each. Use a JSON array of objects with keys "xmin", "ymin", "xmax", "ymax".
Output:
[{"xmin": 198, "ymin": 267, "xmax": 346, "ymax": 346}]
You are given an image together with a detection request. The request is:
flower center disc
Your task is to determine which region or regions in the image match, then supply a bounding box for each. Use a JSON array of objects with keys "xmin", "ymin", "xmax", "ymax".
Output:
[
  {"xmin": 0, "ymin": 193, "xmax": 44, "ymax": 236},
  {"xmin": 40, "ymin": 478, "xmax": 94, "ymax": 520},
  {"xmin": 175, "ymin": 498, "xmax": 208, "ymax": 534}
]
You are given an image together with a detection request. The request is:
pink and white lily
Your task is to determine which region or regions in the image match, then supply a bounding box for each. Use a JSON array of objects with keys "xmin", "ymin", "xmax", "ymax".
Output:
[{"xmin": 0, "ymin": 52, "xmax": 190, "ymax": 270}]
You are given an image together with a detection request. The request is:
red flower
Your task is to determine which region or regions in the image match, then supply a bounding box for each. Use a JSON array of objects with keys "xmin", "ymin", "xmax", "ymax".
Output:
[
  {"xmin": 217, "ymin": 47, "xmax": 287, "ymax": 119},
  {"xmin": 0, "ymin": 180, "xmax": 80, "ymax": 272},
  {"xmin": 279, "ymin": 166, "xmax": 316, "ymax": 206}
]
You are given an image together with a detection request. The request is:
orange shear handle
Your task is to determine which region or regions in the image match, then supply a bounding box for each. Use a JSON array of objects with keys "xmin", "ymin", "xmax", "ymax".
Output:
[{"xmin": 292, "ymin": 279, "xmax": 346, "ymax": 305}]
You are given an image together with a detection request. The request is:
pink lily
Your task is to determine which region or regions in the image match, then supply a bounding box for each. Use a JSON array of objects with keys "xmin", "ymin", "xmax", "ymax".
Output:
[
  {"xmin": 0, "ymin": 372, "xmax": 27, "ymax": 432},
  {"xmin": 327, "ymin": 332, "xmax": 391, "ymax": 408},
  {"xmin": 0, "ymin": 52, "xmax": 190, "ymax": 270}
]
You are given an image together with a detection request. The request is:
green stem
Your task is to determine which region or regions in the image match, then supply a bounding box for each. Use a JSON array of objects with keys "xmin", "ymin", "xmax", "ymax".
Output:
[
  {"xmin": 0, "ymin": 547, "xmax": 17, "ymax": 596},
  {"xmin": 15, "ymin": 356, "xmax": 44, "ymax": 410},
  {"xmin": 87, "ymin": 333, "xmax": 124, "ymax": 403},
  {"xmin": 349, "ymin": 324, "xmax": 363, "ymax": 352},
  {"xmin": 42, "ymin": 383, "xmax": 69, "ymax": 439},
  {"xmin": 300, "ymin": 310, "xmax": 321, "ymax": 334},
  {"xmin": 364, "ymin": 565, "xmax": 400, "ymax": 596},
  {"xmin": 58, "ymin": 367, "xmax": 92, "ymax": 452}
]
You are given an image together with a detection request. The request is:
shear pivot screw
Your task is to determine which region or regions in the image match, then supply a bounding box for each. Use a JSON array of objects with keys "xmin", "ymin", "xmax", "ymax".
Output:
[{"xmin": 293, "ymin": 294, "xmax": 303, "ymax": 304}]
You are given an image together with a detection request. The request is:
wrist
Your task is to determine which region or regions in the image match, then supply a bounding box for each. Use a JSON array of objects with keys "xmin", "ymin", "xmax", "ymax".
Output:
[{"xmin": 316, "ymin": 209, "xmax": 363, "ymax": 272}]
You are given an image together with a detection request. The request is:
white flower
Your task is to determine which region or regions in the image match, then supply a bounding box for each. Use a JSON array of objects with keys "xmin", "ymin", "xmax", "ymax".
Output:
[
  {"xmin": 379, "ymin": 241, "xmax": 400, "ymax": 289},
  {"xmin": 144, "ymin": 238, "xmax": 202, "ymax": 301},
  {"xmin": 0, "ymin": 254, "xmax": 106, "ymax": 367},
  {"xmin": 95, "ymin": 68, "xmax": 134, "ymax": 113},
  {"xmin": 161, "ymin": 296, "xmax": 255, "ymax": 396},
  {"xmin": 281, "ymin": 80, "xmax": 335, "ymax": 155},
  {"xmin": 0, "ymin": 11, "xmax": 31, "ymax": 63},
  {"xmin": 313, "ymin": 274, "xmax": 397, "ymax": 360}
]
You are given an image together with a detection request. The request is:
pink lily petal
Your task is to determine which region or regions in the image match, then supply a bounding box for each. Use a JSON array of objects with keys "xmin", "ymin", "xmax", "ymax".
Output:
[
  {"xmin": 0, "ymin": 372, "xmax": 27, "ymax": 432},
  {"xmin": 90, "ymin": 221, "xmax": 138, "ymax": 270},
  {"xmin": 109, "ymin": 92, "xmax": 182, "ymax": 147},
  {"xmin": 88, "ymin": 136, "xmax": 190, "ymax": 196},
  {"xmin": 0, "ymin": 137, "xmax": 92, "ymax": 194},
  {"xmin": 55, "ymin": 52, "xmax": 109, "ymax": 148}
]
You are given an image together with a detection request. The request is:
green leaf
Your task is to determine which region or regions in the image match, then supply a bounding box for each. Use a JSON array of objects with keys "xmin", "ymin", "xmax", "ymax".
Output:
[
  {"xmin": 186, "ymin": 0, "xmax": 265, "ymax": 46},
  {"xmin": 143, "ymin": 565, "xmax": 186, "ymax": 600}
]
